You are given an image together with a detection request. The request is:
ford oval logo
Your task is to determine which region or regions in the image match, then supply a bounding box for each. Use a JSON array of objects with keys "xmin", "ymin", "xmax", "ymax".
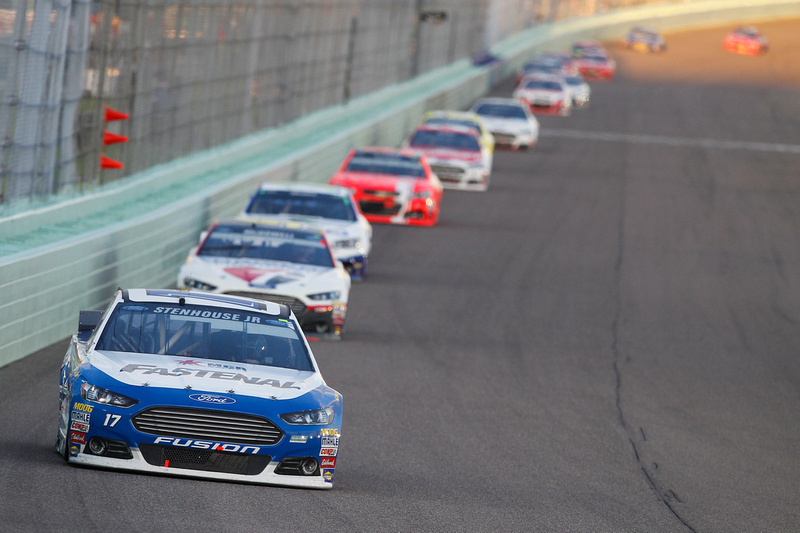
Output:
[{"xmin": 189, "ymin": 394, "xmax": 236, "ymax": 405}]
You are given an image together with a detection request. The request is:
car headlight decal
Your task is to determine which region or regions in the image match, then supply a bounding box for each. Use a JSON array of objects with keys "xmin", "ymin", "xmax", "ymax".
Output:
[
  {"xmin": 80, "ymin": 382, "xmax": 139, "ymax": 408},
  {"xmin": 308, "ymin": 291, "xmax": 341, "ymax": 301},
  {"xmin": 280, "ymin": 407, "xmax": 335, "ymax": 425}
]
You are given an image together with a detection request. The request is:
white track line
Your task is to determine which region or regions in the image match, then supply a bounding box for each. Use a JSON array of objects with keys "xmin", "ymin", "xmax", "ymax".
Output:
[{"xmin": 542, "ymin": 129, "xmax": 800, "ymax": 154}]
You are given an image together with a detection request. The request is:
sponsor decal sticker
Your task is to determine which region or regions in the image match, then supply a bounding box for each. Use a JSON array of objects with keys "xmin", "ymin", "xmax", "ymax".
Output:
[
  {"xmin": 119, "ymin": 364, "xmax": 300, "ymax": 389},
  {"xmin": 69, "ymin": 431, "xmax": 86, "ymax": 444},
  {"xmin": 320, "ymin": 457, "xmax": 336, "ymax": 468},
  {"xmin": 323, "ymin": 469, "xmax": 334, "ymax": 482},
  {"xmin": 71, "ymin": 410, "xmax": 91, "ymax": 424},
  {"xmin": 153, "ymin": 437, "xmax": 260, "ymax": 454},
  {"xmin": 69, "ymin": 445, "xmax": 80, "ymax": 457},
  {"xmin": 320, "ymin": 447, "xmax": 338, "ymax": 457},
  {"xmin": 70, "ymin": 421, "xmax": 90, "ymax": 432},
  {"xmin": 189, "ymin": 394, "xmax": 236, "ymax": 405},
  {"xmin": 178, "ymin": 360, "xmax": 248, "ymax": 372},
  {"xmin": 73, "ymin": 402, "xmax": 93, "ymax": 413},
  {"xmin": 320, "ymin": 428, "xmax": 339, "ymax": 436},
  {"xmin": 321, "ymin": 436, "xmax": 339, "ymax": 447}
]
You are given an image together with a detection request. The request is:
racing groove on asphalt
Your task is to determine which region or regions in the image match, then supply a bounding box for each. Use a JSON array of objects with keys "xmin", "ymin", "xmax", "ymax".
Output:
[{"xmin": 2, "ymin": 19, "xmax": 799, "ymax": 533}]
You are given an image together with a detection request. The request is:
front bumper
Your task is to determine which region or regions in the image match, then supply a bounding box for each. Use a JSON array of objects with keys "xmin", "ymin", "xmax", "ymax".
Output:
[
  {"xmin": 60, "ymin": 390, "xmax": 342, "ymax": 489},
  {"xmin": 490, "ymin": 130, "xmax": 537, "ymax": 150},
  {"xmin": 69, "ymin": 447, "xmax": 335, "ymax": 488},
  {"xmin": 358, "ymin": 196, "xmax": 438, "ymax": 226}
]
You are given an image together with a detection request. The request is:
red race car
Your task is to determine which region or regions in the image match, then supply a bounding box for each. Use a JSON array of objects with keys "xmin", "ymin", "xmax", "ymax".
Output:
[
  {"xmin": 724, "ymin": 26, "xmax": 768, "ymax": 56},
  {"xmin": 573, "ymin": 49, "xmax": 616, "ymax": 81},
  {"xmin": 329, "ymin": 147, "xmax": 443, "ymax": 226}
]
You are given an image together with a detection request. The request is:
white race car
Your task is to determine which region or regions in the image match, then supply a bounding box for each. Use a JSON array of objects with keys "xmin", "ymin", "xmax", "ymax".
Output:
[
  {"xmin": 402, "ymin": 123, "xmax": 493, "ymax": 191},
  {"xmin": 178, "ymin": 219, "xmax": 351, "ymax": 339},
  {"xmin": 470, "ymin": 97, "xmax": 540, "ymax": 150},
  {"xmin": 240, "ymin": 182, "xmax": 372, "ymax": 280},
  {"xmin": 563, "ymin": 72, "xmax": 591, "ymax": 108},
  {"xmin": 513, "ymin": 74, "xmax": 573, "ymax": 116}
]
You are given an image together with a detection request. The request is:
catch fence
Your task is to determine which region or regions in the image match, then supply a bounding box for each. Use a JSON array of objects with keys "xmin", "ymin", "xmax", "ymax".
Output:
[{"xmin": 0, "ymin": 0, "xmax": 677, "ymax": 208}]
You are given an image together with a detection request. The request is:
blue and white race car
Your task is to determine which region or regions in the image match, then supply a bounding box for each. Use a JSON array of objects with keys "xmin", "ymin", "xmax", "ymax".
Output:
[
  {"xmin": 55, "ymin": 288, "xmax": 343, "ymax": 489},
  {"xmin": 240, "ymin": 183, "xmax": 372, "ymax": 280}
]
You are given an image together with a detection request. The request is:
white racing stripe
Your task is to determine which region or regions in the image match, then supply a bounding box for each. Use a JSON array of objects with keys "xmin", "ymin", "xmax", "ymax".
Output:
[{"xmin": 542, "ymin": 129, "xmax": 800, "ymax": 154}]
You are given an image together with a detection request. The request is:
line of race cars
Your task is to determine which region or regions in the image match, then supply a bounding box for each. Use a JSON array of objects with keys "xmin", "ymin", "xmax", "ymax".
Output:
[
  {"xmin": 55, "ymin": 24, "xmax": 770, "ymax": 491},
  {"xmin": 54, "ymin": 37, "xmax": 613, "ymax": 492}
]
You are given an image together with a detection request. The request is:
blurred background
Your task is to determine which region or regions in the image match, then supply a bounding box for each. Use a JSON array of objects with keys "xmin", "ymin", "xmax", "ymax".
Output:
[{"xmin": 0, "ymin": 0, "xmax": 682, "ymax": 206}]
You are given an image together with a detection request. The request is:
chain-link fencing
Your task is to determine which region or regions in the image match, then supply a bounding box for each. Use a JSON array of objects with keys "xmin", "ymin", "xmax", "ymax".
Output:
[{"xmin": 0, "ymin": 0, "xmax": 685, "ymax": 208}]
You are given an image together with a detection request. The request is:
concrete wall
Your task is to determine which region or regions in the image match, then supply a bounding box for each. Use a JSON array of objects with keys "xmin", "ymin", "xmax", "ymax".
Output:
[{"xmin": 2, "ymin": 0, "xmax": 799, "ymax": 367}]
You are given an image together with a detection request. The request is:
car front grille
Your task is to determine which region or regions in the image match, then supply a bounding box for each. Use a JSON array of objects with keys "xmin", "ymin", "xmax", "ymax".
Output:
[
  {"xmin": 359, "ymin": 200, "xmax": 402, "ymax": 216},
  {"xmin": 132, "ymin": 406, "xmax": 284, "ymax": 445},
  {"xmin": 224, "ymin": 291, "xmax": 306, "ymax": 315},
  {"xmin": 491, "ymin": 132, "xmax": 515, "ymax": 144},
  {"xmin": 430, "ymin": 164, "xmax": 464, "ymax": 182},
  {"xmin": 139, "ymin": 443, "xmax": 270, "ymax": 476}
]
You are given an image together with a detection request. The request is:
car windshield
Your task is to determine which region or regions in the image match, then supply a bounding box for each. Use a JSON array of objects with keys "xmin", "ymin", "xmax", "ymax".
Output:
[
  {"xmin": 198, "ymin": 224, "xmax": 334, "ymax": 268},
  {"xmin": 409, "ymin": 130, "xmax": 480, "ymax": 151},
  {"xmin": 474, "ymin": 103, "xmax": 527, "ymax": 119},
  {"xmin": 247, "ymin": 191, "xmax": 356, "ymax": 221},
  {"xmin": 345, "ymin": 154, "xmax": 426, "ymax": 178},
  {"xmin": 95, "ymin": 302, "xmax": 314, "ymax": 371},
  {"xmin": 581, "ymin": 55, "xmax": 606, "ymax": 63},
  {"xmin": 564, "ymin": 75, "xmax": 583, "ymax": 85},
  {"xmin": 523, "ymin": 80, "xmax": 562, "ymax": 91}
]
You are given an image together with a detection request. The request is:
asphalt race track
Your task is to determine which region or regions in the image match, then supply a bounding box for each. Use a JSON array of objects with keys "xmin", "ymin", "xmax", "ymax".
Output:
[{"xmin": 2, "ymin": 19, "xmax": 799, "ymax": 533}]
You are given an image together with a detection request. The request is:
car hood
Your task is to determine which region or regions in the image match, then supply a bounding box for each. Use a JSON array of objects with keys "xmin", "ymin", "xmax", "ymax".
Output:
[
  {"xmin": 479, "ymin": 116, "xmax": 531, "ymax": 132},
  {"xmin": 515, "ymin": 88, "xmax": 564, "ymax": 100},
  {"xmin": 89, "ymin": 350, "xmax": 320, "ymax": 400},
  {"xmin": 333, "ymin": 172, "xmax": 423, "ymax": 192},
  {"xmin": 187, "ymin": 256, "xmax": 339, "ymax": 291}
]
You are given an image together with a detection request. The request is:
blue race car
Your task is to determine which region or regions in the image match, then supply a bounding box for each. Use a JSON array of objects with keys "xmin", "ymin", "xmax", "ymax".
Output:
[
  {"xmin": 55, "ymin": 288, "xmax": 343, "ymax": 489},
  {"xmin": 625, "ymin": 27, "xmax": 666, "ymax": 53}
]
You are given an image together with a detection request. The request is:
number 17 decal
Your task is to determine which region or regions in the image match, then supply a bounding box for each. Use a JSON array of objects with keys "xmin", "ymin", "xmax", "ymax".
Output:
[{"xmin": 103, "ymin": 414, "xmax": 122, "ymax": 427}]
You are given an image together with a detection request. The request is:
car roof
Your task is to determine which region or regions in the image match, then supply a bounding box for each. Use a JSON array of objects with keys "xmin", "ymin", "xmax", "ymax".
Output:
[
  {"xmin": 256, "ymin": 181, "xmax": 353, "ymax": 198},
  {"xmin": 121, "ymin": 288, "xmax": 291, "ymax": 318},
  {"xmin": 521, "ymin": 73, "xmax": 565, "ymax": 83},
  {"xmin": 421, "ymin": 110, "xmax": 483, "ymax": 121},
  {"xmin": 474, "ymin": 97, "xmax": 526, "ymax": 107},
  {"xmin": 350, "ymin": 146, "xmax": 422, "ymax": 161},
  {"xmin": 214, "ymin": 218, "xmax": 326, "ymax": 241}
]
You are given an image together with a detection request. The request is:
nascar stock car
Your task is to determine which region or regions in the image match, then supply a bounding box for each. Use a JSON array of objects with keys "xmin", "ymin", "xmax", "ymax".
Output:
[
  {"xmin": 571, "ymin": 41, "xmax": 616, "ymax": 80},
  {"xmin": 563, "ymin": 72, "xmax": 591, "ymax": 108},
  {"xmin": 724, "ymin": 26, "xmax": 768, "ymax": 56},
  {"xmin": 55, "ymin": 289, "xmax": 343, "ymax": 489},
  {"xmin": 625, "ymin": 26, "xmax": 666, "ymax": 53},
  {"xmin": 515, "ymin": 51, "xmax": 576, "ymax": 84},
  {"xmin": 419, "ymin": 109, "xmax": 496, "ymax": 154},
  {"xmin": 513, "ymin": 74, "xmax": 573, "ymax": 116},
  {"xmin": 402, "ymin": 123, "xmax": 493, "ymax": 191},
  {"xmin": 240, "ymin": 182, "xmax": 372, "ymax": 280},
  {"xmin": 328, "ymin": 147, "xmax": 443, "ymax": 226},
  {"xmin": 177, "ymin": 219, "xmax": 351, "ymax": 339},
  {"xmin": 470, "ymin": 97, "xmax": 539, "ymax": 150}
]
